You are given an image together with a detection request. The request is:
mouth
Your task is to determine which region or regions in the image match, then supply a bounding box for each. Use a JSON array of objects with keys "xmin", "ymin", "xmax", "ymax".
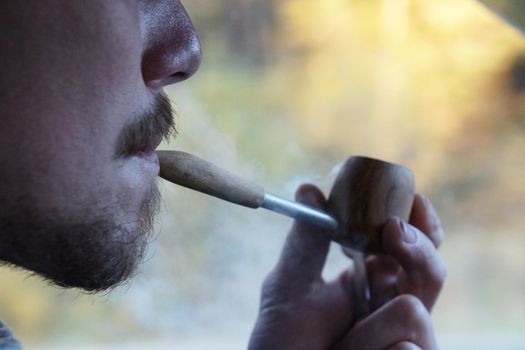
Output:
[
  {"xmin": 130, "ymin": 144, "xmax": 162, "ymax": 170},
  {"xmin": 129, "ymin": 135, "xmax": 163, "ymax": 157}
]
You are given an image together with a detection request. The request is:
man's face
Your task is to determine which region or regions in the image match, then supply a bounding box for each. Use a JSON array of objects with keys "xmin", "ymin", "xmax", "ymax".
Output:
[{"xmin": 0, "ymin": 1, "xmax": 201, "ymax": 291}]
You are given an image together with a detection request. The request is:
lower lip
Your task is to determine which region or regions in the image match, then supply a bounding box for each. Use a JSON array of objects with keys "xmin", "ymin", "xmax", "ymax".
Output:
[
  {"xmin": 131, "ymin": 150, "xmax": 160, "ymax": 176},
  {"xmin": 117, "ymin": 150, "xmax": 159, "ymax": 222},
  {"xmin": 134, "ymin": 150, "xmax": 159, "ymax": 163}
]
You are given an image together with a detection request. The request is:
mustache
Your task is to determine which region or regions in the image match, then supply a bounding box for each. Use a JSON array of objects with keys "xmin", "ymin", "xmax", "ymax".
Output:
[{"xmin": 115, "ymin": 93, "xmax": 176, "ymax": 158}]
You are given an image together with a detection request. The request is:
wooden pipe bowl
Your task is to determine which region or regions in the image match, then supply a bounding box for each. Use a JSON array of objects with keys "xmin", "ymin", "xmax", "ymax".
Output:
[{"xmin": 326, "ymin": 156, "xmax": 415, "ymax": 254}]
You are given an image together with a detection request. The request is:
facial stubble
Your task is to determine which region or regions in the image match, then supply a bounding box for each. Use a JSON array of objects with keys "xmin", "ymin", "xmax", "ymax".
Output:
[
  {"xmin": 0, "ymin": 184, "xmax": 160, "ymax": 292},
  {"xmin": 0, "ymin": 94, "xmax": 174, "ymax": 292}
]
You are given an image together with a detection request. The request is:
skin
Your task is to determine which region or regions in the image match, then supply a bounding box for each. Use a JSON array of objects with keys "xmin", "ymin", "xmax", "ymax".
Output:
[
  {"xmin": 0, "ymin": 0, "xmax": 200, "ymax": 290},
  {"xmin": 249, "ymin": 187, "xmax": 445, "ymax": 349},
  {"xmin": 0, "ymin": 0, "xmax": 446, "ymax": 347}
]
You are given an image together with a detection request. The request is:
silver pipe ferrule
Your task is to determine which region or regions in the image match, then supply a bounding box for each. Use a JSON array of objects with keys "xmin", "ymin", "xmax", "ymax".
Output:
[{"xmin": 261, "ymin": 193, "xmax": 338, "ymax": 231}]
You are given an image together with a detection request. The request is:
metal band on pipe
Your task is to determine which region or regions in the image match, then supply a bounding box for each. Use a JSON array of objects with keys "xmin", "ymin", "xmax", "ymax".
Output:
[{"xmin": 261, "ymin": 193, "xmax": 338, "ymax": 231}]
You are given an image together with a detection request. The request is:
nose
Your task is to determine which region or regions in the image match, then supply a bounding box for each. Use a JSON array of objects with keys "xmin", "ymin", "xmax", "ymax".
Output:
[{"xmin": 141, "ymin": 0, "xmax": 202, "ymax": 90}]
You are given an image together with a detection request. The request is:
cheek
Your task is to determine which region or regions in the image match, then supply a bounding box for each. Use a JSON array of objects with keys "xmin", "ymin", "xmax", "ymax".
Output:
[{"xmin": 0, "ymin": 1, "xmax": 153, "ymax": 217}]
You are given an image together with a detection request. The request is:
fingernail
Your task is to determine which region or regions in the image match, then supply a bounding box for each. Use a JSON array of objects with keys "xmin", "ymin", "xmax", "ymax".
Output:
[
  {"xmin": 398, "ymin": 219, "xmax": 417, "ymax": 244},
  {"xmin": 297, "ymin": 191, "xmax": 315, "ymax": 205},
  {"xmin": 296, "ymin": 186, "xmax": 321, "ymax": 206},
  {"xmin": 303, "ymin": 190, "xmax": 318, "ymax": 204}
]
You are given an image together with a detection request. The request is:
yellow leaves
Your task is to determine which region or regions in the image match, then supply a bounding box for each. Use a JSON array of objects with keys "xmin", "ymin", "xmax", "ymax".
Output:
[
  {"xmin": 273, "ymin": 0, "xmax": 525, "ymax": 178},
  {"xmin": 0, "ymin": 270, "xmax": 53, "ymax": 339},
  {"xmin": 280, "ymin": 0, "xmax": 357, "ymax": 50}
]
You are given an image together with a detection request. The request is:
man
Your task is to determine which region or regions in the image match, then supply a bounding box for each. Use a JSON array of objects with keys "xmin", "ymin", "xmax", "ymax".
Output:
[{"xmin": 0, "ymin": 1, "xmax": 445, "ymax": 349}]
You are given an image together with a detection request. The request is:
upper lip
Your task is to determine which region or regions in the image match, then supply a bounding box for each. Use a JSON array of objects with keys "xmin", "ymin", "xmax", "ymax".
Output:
[
  {"xmin": 123, "ymin": 133, "xmax": 164, "ymax": 157},
  {"xmin": 116, "ymin": 124, "xmax": 173, "ymax": 158},
  {"xmin": 142, "ymin": 136, "xmax": 163, "ymax": 154},
  {"xmin": 115, "ymin": 93, "xmax": 176, "ymax": 158}
]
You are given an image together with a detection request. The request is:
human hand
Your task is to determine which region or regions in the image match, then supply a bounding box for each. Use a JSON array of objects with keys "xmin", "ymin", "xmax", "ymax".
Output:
[
  {"xmin": 248, "ymin": 185, "xmax": 445, "ymax": 350},
  {"xmin": 333, "ymin": 193, "xmax": 445, "ymax": 349},
  {"xmin": 248, "ymin": 184, "xmax": 355, "ymax": 349},
  {"xmin": 366, "ymin": 193, "xmax": 446, "ymax": 313}
]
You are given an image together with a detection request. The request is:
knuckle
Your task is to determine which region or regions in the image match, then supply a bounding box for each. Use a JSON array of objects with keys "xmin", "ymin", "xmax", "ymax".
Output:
[
  {"xmin": 410, "ymin": 240, "xmax": 446, "ymax": 285},
  {"xmin": 259, "ymin": 273, "xmax": 289, "ymax": 310},
  {"xmin": 411, "ymin": 251, "xmax": 447, "ymax": 290},
  {"xmin": 260, "ymin": 272, "xmax": 277, "ymax": 298},
  {"xmin": 260, "ymin": 271, "xmax": 286, "ymax": 301},
  {"xmin": 260, "ymin": 268, "xmax": 314, "ymax": 308},
  {"xmin": 261, "ymin": 272, "xmax": 274, "ymax": 291},
  {"xmin": 429, "ymin": 256, "xmax": 447, "ymax": 287},
  {"xmin": 394, "ymin": 295, "xmax": 431, "ymax": 342},
  {"xmin": 395, "ymin": 295, "xmax": 425, "ymax": 316},
  {"xmin": 390, "ymin": 341, "xmax": 421, "ymax": 350}
]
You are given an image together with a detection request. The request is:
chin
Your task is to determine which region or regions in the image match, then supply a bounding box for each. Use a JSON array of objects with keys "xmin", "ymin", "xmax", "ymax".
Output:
[
  {"xmin": 116, "ymin": 152, "xmax": 160, "ymax": 212},
  {"xmin": 0, "ymin": 182, "xmax": 161, "ymax": 292}
]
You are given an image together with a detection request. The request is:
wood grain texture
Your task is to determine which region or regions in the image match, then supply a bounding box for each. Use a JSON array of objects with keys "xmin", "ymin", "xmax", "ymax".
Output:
[
  {"xmin": 156, "ymin": 150, "xmax": 265, "ymax": 208},
  {"xmin": 327, "ymin": 156, "xmax": 415, "ymax": 253}
]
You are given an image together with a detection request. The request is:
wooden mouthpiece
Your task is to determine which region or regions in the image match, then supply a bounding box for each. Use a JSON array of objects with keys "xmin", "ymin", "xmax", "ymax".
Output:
[{"xmin": 156, "ymin": 150, "xmax": 265, "ymax": 209}]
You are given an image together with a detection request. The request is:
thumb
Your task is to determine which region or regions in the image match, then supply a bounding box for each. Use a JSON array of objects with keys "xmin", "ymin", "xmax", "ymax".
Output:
[{"xmin": 273, "ymin": 184, "xmax": 331, "ymax": 289}]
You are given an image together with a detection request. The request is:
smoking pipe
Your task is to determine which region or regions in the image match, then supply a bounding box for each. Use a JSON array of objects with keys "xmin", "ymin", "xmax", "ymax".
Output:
[{"xmin": 156, "ymin": 150, "xmax": 415, "ymax": 254}]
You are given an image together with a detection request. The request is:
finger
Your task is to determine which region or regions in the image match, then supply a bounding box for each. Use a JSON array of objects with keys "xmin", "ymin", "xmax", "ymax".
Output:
[
  {"xmin": 409, "ymin": 194, "xmax": 444, "ymax": 248},
  {"xmin": 272, "ymin": 184, "xmax": 331, "ymax": 288},
  {"xmin": 385, "ymin": 341, "xmax": 422, "ymax": 350},
  {"xmin": 334, "ymin": 295, "xmax": 438, "ymax": 350},
  {"xmin": 366, "ymin": 255, "xmax": 399, "ymax": 310},
  {"xmin": 382, "ymin": 218, "xmax": 446, "ymax": 310},
  {"xmin": 348, "ymin": 250, "xmax": 371, "ymax": 322}
]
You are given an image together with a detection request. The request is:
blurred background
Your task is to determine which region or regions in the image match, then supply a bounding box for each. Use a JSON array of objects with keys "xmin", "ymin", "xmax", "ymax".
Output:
[{"xmin": 2, "ymin": 0, "xmax": 525, "ymax": 348}]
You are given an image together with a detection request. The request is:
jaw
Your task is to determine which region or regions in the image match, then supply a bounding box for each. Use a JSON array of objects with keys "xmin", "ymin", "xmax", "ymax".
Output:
[{"xmin": 0, "ymin": 182, "xmax": 160, "ymax": 292}]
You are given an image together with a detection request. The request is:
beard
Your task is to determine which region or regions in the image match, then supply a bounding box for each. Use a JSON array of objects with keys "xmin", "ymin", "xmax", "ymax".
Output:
[
  {"xmin": 0, "ymin": 93, "xmax": 174, "ymax": 292},
  {"xmin": 0, "ymin": 183, "xmax": 160, "ymax": 292}
]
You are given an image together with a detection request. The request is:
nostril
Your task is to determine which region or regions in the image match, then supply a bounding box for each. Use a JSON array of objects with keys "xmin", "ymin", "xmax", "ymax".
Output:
[
  {"xmin": 145, "ymin": 74, "xmax": 188, "ymax": 91},
  {"xmin": 169, "ymin": 72, "xmax": 189, "ymax": 84},
  {"xmin": 142, "ymin": 40, "xmax": 201, "ymax": 91}
]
